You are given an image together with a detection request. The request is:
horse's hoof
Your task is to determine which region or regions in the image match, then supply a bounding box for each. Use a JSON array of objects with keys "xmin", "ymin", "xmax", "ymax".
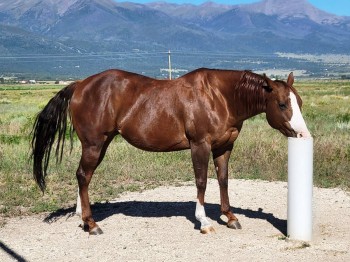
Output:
[
  {"xmin": 89, "ymin": 226, "xmax": 103, "ymax": 235},
  {"xmin": 79, "ymin": 223, "xmax": 90, "ymax": 232},
  {"xmin": 200, "ymin": 226, "xmax": 216, "ymax": 234},
  {"xmin": 227, "ymin": 220, "xmax": 242, "ymax": 229}
]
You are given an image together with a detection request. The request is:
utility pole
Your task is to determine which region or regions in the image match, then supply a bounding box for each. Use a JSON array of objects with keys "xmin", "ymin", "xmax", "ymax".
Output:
[{"xmin": 168, "ymin": 50, "xmax": 172, "ymax": 80}]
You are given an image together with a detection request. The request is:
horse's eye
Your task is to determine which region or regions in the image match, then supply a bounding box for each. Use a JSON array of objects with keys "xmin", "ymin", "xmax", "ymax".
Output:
[{"xmin": 279, "ymin": 103, "xmax": 287, "ymax": 110}]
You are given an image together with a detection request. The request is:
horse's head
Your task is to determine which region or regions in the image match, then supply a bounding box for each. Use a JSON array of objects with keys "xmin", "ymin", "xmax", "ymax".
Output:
[{"xmin": 263, "ymin": 73, "xmax": 311, "ymax": 138}]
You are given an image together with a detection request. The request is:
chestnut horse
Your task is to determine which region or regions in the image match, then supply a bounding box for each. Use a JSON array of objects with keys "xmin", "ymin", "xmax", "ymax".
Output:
[{"xmin": 31, "ymin": 68, "xmax": 311, "ymax": 235}]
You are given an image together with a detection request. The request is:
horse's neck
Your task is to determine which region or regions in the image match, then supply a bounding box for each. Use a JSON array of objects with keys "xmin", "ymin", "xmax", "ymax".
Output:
[{"xmin": 228, "ymin": 71, "xmax": 267, "ymax": 121}]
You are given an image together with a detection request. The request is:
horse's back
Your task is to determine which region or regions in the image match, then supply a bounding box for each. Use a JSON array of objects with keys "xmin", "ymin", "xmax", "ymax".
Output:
[{"xmin": 70, "ymin": 69, "xmax": 191, "ymax": 151}]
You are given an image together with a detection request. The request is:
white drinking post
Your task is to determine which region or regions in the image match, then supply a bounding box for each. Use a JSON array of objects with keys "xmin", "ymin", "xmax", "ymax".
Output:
[{"xmin": 287, "ymin": 137, "xmax": 313, "ymax": 241}]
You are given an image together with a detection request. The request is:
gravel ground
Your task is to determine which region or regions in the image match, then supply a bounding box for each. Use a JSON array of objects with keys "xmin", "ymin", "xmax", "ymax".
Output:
[{"xmin": 1, "ymin": 179, "xmax": 349, "ymax": 262}]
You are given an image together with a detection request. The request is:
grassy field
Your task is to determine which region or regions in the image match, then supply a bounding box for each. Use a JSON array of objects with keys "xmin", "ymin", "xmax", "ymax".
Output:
[{"xmin": 0, "ymin": 80, "xmax": 349, "ymax": 218}]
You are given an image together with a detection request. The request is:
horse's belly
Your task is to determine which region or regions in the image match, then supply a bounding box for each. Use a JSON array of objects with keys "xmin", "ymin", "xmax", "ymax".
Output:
[
  {"xmin": 119, "ymin": 127, "xmax": 190, "ymax": 152},
  {"xmin": 123, "ymin": 136, "xmax": 190, "ymax": 152}
]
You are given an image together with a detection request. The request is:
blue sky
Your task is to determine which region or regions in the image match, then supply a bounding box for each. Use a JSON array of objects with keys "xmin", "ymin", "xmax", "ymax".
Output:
[{"xmin": 124, "ymin": 0, "xmax": 350, "ymax": 17}]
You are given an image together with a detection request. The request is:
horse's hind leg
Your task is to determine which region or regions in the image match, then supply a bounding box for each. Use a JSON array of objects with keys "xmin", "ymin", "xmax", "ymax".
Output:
[{"xmin": 76, "ymin": 138, "xmax": 112, "ymax": 235}]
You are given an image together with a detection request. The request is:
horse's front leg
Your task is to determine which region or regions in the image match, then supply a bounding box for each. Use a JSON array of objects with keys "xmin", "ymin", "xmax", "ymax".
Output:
[
  {"xmin": 213, "ymin": 145, "xmax": 242, "ymax": 230},
  {"xmin": 190, "ymin": 141, "xmax": 215, "ymax": 234}
]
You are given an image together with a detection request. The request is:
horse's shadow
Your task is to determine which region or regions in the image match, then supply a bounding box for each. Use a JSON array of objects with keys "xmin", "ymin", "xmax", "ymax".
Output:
[{"xmin": 44, "ymin": 200, "xmax": 287, "ymax": 235}]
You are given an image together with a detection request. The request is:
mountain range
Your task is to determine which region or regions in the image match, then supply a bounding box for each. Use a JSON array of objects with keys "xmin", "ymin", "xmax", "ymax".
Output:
[{"xmin": 1, "ymin": 0, "xmax": 350, "ymax": 78}]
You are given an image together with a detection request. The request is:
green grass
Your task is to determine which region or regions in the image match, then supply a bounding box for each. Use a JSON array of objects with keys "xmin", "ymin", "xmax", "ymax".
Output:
[{"xmin": 0, "ymin": 80, "xmax": 349, "ymax": 218}]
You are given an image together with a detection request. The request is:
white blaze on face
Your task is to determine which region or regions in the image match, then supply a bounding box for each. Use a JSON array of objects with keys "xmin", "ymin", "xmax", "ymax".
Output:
[{"xmin": 289, "ymin": 92, "xmax": 311, "ymax": 138}]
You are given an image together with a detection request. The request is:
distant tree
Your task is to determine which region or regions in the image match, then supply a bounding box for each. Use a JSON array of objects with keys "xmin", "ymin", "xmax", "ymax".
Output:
[{"xmin": 0, "ymin": 77, "xmax": 4, "ymax": 84}]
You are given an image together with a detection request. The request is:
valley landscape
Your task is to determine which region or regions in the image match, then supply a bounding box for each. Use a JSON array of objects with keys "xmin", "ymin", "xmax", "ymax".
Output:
[{"xmin": 0, "ymin": 0, "xmax": 350, "ymax": 79}]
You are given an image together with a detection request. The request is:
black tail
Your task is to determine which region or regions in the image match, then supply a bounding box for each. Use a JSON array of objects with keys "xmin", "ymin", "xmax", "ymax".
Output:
[{"xmin": 31, "ymin": 82, "xmax": 77, "ymax": 192}]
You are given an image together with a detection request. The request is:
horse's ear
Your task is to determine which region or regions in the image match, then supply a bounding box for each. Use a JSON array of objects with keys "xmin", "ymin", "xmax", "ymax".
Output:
[
  {"xmin": 262, "ymin": 73, "xmax": 273, "ymax": 92},
  {"xmin": 287, "ymin": 72, "xmax": 294, "ymax": 86}
]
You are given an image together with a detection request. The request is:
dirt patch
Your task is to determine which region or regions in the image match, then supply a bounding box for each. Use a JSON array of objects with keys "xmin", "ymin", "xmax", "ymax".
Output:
[{"xmin": 1, "ymin": 179, "xmax": 349, "ymax": 261}]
